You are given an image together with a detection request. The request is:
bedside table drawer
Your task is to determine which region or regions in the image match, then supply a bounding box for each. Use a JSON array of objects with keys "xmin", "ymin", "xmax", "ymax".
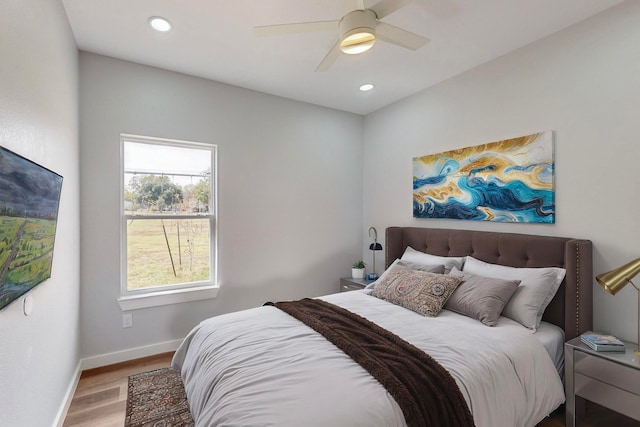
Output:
[
  {"xmin": 575, "ymin": 350, "xmax": 640, "ymax": 395},
  {"xmin": 341, "ymin": 283, "xmax": 364, "ymax": 292},
  {"xmin": 575, "ymin": 372, "xmax": 640, "ymax": 420},
  {"xmin": 339, "ymin": 278, "xmax": 370, "ymax": 292}
]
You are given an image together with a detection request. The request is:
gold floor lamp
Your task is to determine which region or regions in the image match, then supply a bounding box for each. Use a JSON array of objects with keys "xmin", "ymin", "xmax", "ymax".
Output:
[{"xmin": 596, "ymin": 257, "xmax": 640, "ymax": 354}]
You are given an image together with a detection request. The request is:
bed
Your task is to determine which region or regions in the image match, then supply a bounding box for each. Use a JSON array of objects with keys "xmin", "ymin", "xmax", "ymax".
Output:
[{"xmin": 173, "ymin": 227, "xmax": 593, "ymax": 427}]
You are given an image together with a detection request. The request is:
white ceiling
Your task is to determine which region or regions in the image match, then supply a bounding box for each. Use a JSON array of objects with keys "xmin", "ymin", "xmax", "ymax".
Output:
[{"xmin": 61, "ymin": 0, "xmax": 625, "ymax": 115}]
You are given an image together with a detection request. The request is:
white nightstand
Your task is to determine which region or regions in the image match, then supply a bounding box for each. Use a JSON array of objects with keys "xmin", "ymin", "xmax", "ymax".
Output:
[
  {"xmin": 339, "ymin": 277, "xmax": 373, "ymax": 292},
  {"xmin": 565, "ymin": 333, "xmax": 640, "ymax": 426}
]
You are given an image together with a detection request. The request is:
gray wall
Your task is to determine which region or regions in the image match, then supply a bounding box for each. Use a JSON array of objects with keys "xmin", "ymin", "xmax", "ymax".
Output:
[
  {"xmin": 79, "ymin": 53, "xmax": 364, "ymax": 360},
  {"xmin": 3, "ymin": 2, "xmax": 638, "ymax": 423},
  {"xmin": 0, "ymin": 1, "xmax": 80, "ymax": 426},
  {"xmin": 362, "ymin": 1, "xmax": 640, "ymax": 341}
]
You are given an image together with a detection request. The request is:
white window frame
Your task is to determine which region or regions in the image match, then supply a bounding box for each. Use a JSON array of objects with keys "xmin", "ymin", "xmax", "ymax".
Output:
[{"xmin": 117, "ymin": 134, "xmax": 218, "ymax": 311}]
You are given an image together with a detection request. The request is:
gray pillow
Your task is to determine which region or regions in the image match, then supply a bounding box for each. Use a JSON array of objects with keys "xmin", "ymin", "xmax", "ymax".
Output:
[
  {"xmin": 370, "ymin": 263, "xmax": 462, "ymax": 317},
  {"xmin": 398, "ymin": 259, "xmax": 446, "ymax": 274},
  {"xmin": 400, "ymin": 246, "xmax": 466, "ymax": 273},
  {"xmin": 365, "ymin": 259, "xmax": 445, "ymax": 290},
  {"xmin": 445, "ymin": 267, "xmax": 520, "ymax": 326},
  {"xmin": 462, "ymin": 256, "xmax": 566, "ymax": 331}
]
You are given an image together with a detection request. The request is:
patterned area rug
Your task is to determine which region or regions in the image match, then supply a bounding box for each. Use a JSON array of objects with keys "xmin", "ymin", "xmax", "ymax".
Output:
[{"xmin": 125, "ymin": 367, "xmax": 194, "ymax": 427}]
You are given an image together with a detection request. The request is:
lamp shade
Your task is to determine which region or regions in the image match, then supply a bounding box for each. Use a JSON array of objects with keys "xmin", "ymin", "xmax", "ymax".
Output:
[
  {"xmin": 369, "ymin": 242, "xmax": 382, "ymax": 251},
  {"xmin": 596, "ymin": 257, "xmax": 640, "ymax": 295}
]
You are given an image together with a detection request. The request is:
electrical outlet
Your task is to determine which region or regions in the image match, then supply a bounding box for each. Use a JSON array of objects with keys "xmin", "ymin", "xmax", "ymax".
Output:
[{"xmin": 122, "ymin": 313, "xmax": 133, "ymax": 328}]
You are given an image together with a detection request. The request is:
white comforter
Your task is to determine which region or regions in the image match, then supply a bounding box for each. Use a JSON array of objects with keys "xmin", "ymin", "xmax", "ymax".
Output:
[{"xmin": 173, "ymin": 291, "xmax": 564, "ymax": 427}]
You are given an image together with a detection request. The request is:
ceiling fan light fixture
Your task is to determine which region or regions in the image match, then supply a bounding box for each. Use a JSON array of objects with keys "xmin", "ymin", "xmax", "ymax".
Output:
[
  {"xmin": 340, "ymin": 29, "xmax": 375, "ymax": 54},
  {"xmin": 338, "ymin": 9, "xmax": 378, "ymax": 55}
]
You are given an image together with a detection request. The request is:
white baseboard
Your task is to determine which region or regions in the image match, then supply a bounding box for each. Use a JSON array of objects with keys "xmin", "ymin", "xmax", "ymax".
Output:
[
  {"xmin": 53, "ymin": 339, "xmax": 183, "ymax": 426},
  {"xmin": 80, "ymin": 339, "xmax": 183, "ymax": 370},
  {"xmin": 53, "ymin": 361, "xmax": 82, "ymax": 427}
]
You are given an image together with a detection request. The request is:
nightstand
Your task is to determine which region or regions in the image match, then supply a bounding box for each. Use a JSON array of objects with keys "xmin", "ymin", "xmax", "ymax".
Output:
[
  {"xmin": 339, "ymin": 277, "xmax": 373, "ymax": 292},
  {"xmin": 565, "ymin": 333, "xmax": 640, "ymax": 426}
]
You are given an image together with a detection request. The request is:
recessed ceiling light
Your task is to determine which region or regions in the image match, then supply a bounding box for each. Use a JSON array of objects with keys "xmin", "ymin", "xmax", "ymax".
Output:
[
  {"xmin": 149, "ymin": 16, "xmax": 172, "ymax": 32},
  {"xmin": 359, "ymin": 84, "xmax": 375, "ymax": 92}
]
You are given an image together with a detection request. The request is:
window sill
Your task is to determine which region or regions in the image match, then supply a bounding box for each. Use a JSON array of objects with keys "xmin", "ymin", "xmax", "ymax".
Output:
[{"xmin": 117, "ymin": 284, "xmax": 219, "ymax": 311}]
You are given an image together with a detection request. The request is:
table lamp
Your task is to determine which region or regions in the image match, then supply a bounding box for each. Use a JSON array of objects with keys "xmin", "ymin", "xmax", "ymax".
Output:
[
  {"xmin": 596, "ymin": 257, "xmax": 640, "ymax": 354},
  {"xmin": 367, "ymin": 227, "xmax": 383, "ymax": 280}
]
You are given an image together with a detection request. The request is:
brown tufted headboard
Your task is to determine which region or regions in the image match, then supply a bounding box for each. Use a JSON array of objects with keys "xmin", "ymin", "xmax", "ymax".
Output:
[{"xmin": 385, "ymin": 227, "xmax": 593, "ymax": 340}]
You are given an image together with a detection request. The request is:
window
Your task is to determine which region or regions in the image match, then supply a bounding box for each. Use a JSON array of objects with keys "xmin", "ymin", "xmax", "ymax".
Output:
[{"xmin": 118, "ymin": 134, "xmax": 218, "ymax": 310}]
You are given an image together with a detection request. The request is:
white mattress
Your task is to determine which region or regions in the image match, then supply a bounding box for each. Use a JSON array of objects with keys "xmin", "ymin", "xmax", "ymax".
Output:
[{"xmin": 173, "ymin": 291, "xmax": 564, "ymax": 427}]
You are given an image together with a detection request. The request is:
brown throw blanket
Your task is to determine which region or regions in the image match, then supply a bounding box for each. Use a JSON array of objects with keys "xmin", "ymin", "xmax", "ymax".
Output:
[
  {"xmin": 265, "ymin": 298, "xmax": 475, "ymax": 427},
  {"xmin": 265, "ymin": 298, "xmax": 474, "ymax": 427}
]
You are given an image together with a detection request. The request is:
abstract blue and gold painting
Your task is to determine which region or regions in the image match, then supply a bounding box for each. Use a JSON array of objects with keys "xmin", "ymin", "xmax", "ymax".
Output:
[{"xmin": 413, "ymin": 131, "xmax": 554, "ymax": 223}]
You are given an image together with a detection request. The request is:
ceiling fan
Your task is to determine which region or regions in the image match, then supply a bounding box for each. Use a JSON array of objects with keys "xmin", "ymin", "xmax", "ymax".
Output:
[{"xmin": 254, "ymin": 0, "xmax": 429, "ymax": 71}]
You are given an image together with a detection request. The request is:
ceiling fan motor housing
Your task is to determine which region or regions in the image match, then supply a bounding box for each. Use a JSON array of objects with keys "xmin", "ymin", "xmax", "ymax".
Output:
[{"xmin": 339, "ymin": 9, "xmax": 377, "ymax": 54}]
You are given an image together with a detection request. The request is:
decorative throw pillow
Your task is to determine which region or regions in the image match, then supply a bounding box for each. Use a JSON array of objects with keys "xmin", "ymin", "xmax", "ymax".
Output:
[
  {"xmin": 462, "ymin": 257, "xmax": 566, "ymax": 331},
  {"xmin": 370, "ymin": 263, "xmax": 463, "ymax": 317},
  {"xmin": 445, "ymin": 267, "xmax": 520, "ymax": 326},
  {"xmin": 365, "ymin": 259, "xmax": 445, "ymax": 290},
  {"xmin": 401, "ymin": 246, "xmax": 466, "ymax": 273}
]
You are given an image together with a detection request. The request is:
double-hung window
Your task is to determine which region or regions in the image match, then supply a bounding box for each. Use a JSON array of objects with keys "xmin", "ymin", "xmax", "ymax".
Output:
[{"xmin": 118, "ymin": 134, "xmax": 218, "ymax": 310}]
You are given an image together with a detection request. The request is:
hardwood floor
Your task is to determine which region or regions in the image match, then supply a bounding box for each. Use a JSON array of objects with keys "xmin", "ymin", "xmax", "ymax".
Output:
[
  {"xmin": 62, "ymin": 352, "xmax": 173, "ymax": 427},
  {"xmin": 537, "ymin": 407, "xmax": 565, "ymax": 427},
  {"xmin": 61, "ymin": 351, "xmax": 639, "ymax": 427}
]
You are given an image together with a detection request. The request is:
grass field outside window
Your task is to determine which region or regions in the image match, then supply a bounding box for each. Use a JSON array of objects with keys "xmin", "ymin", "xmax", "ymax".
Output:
[{"xmin": 126, "ymin": 218, "xmax": 210, "ymax": 289}]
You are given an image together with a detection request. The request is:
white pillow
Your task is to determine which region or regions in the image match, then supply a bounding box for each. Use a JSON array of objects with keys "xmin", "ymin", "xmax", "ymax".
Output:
[
  {"xmin": 462, "ymin": 256, "xmax": 566, "ymax": 331},
  {"xmin": 401, "ymin": 246, "xmax": 466, "ymax": 273}
]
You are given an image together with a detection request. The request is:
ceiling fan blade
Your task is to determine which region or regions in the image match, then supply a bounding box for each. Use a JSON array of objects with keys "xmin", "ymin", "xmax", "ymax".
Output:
[
  {"xmin": 254, "ymin": 20, "xmax": 338, "ymax": 37},
  {"xmin": 376, "ymin": 22, "xmax": 429, "ymax": 50},
  {"xmin": 366, "ymin": 0, "xmax": 412, "ymax": 19},
  {"xmin": 315, "ymin": 40, "xmax": 341, "ymax": 72}
]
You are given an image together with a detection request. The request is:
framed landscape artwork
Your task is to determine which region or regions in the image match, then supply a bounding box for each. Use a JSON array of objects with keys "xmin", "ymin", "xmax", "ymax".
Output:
[
  {"xmin": 413, "ymin": 131, "xmax": 555, "ymax": 223},
  {"xmin": 0, "ymin": 146, "xmax": 63, "ymax": 310}
]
